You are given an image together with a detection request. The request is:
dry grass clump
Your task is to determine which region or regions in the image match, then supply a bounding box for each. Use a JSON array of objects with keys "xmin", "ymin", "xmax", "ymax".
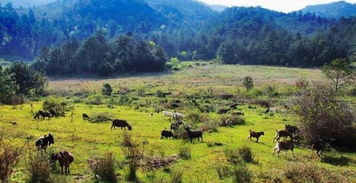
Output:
[{"xmin": 0, "ymin": 139, "xmax": 22, "ymax": 182}]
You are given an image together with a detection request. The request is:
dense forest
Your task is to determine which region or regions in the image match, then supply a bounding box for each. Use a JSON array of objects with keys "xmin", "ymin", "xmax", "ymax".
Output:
[
  {"xmin": 32, "ymin": 32, "xmax": 167, "ymax": 76},
  {"xmin": 0, "ymin": 0, "xmax": 356, "ymax": 69}
]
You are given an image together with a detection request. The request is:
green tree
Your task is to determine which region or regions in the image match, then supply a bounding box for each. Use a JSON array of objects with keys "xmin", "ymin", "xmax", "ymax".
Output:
[
  {"xmin": 243, "ymin": 76, "xmax": 254, "ymax": 91},
  {"xmin": 0, "ymin": 66, "xmax": 17, "ymax": 104},
  {"xmin": 102, "ymin": 83, "xmax": 113, "ymax": 96},
  {"xmin": 322, "ymin": 58, "xmax": 355, "ymax": 94}
]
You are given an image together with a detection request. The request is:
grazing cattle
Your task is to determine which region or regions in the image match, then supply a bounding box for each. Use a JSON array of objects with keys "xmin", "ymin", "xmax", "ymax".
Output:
[
  {"xmin": 273, "ymin": 130, "xmax": 293, "ymax": 142},
  {"xmin": 35, "ymin": 134, "xmax": 54, "ymax": 150},
  {"xmin": 111, "ymin": 119, "xmax": 132, "ymax": 130},
  {"xmin": 34, "ymin": 110, "xmax": 51, "ymax": 120},
  {"xmin": 273, "ymin": 139, "xmax": 297, "ymax": 158},
  {"xmin": 51, "ymin": 151, "xmax": 74, "ymax": 175},
  {"xmin": 170, "ymin": 121, "xmax": 184, "ymax": 132},
  {"xmin": 248, "ymin": 130, "xmax": 265, "ymax": 142},
  {"xmin": 82, "ymin": 113, "xmax": 90, "ymax": 120},
  {"xmin": 162, "ymin": 111, "xmax": 174, "ymax": 118},
  {"xmin": 161, "ymin": 130, "xmax": 174, "ymax": 139},
  {"xmin": 311, "ymin": 139, "xmax": 326, "ymax": 157},
  {"xmin": 185, "ymin": 127, "xmax": 203, "ymax": 143},
  {"xmin": 285, "ymin": 124, "xmax": 299, "ymax": 134}
]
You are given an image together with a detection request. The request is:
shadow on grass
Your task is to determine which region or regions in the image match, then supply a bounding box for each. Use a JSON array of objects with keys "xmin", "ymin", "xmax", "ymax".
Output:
[{"xmin": 321, "ymin": 155, "xmax": 352, "ymax": 166}]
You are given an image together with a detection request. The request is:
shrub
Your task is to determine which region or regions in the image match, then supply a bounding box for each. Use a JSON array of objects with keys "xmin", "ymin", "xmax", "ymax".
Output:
[
  {"xmin": 224, "ymin": 148, "xmax": 241, "ymax": 165},
  {"xmin": 233, "ymin": 163, "xmax": 252, "ymax": 183},
  {"xmin": 178, "ymin": 146, "xmax": 191, "ymax": 160},
  {"xmin": 237, "ymin": 146, "xmax": 253, "ymax": 163},
  {"xmin": 88, "ymin": 153, "xmax": 117, "ymax": 183},
  {"xmin": 201, "ymin": 121, "xmax": 218, "ymax": 133},
  {"xmin": 186, "ymin": 112, "xmax": 209, "ymax": 124},
  {"xmin": 89, "ymin": 112, "xmax": 113, "ymax": 123},
  {"xmin": 283, "ymin": 163, "xmax": 347, "ymax": 183},
  {"xmin": 295, "ymin": 78, "xmax": 309, "ymax": 89},
  {"xmin": 243, "ymin": 76, "xmax": 254, "ymax": 90},
  {"xmin": 28, "ymin": 151, "xmax": 52, "ymax": 183},
  {"xmin": 102, "ymin": 83, "xmax": 113, "ymax": 96},
  {"xmin": 170, "ymin": 170, "xmax": 183, "ymax": 183},
  {"xmin": 0, "ymin": 139, "xmax": 22, "ymax": 182},
  {"xmin": 43, "ymin": 97, "xmax": 67, "ymax": 116},
  {"xmin": 85, "ymin": 94, "xmax": 104, "ymax": 105},
  {"xmin": 294, "ymin": 83, "xmax": 356, "ymax": 150},
  {"xmin": 219, "ymin": 115, "xmax": 246, "ymax": 127},
  {"xmin": 216, "ymin": 164, "xmax": 233, "ymax": 180}
]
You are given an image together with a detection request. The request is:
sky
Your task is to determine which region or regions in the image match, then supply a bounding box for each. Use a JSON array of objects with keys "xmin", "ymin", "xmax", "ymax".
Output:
[{"xmin": 198, "ymin": 0, "xmax": 356, "ymax": 12}]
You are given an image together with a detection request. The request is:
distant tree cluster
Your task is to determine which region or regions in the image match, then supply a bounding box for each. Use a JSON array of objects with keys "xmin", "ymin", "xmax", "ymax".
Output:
[
  {"xmin": 0, "ymin": 62, "xmax": 47, "ymax": 104},
  {"xmin": 32, "ymin": 32, "xmax": 167, "ymax": 76}
]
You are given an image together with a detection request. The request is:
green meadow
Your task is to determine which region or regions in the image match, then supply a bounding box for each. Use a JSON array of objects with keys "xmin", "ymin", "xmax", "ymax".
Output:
[{"xmin": 1, "ymin": 63, "xmax": 355, "ymax": 182}]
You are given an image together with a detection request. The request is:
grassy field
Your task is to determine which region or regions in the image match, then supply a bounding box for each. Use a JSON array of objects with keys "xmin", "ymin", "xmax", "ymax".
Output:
[{"xmin": 1, "ymin": 63, "xmax": 355, "ymax": 182}]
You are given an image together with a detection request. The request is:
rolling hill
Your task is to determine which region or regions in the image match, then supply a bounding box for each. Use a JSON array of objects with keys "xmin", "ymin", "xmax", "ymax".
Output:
[{"xmin": 302, "ymin": 1, "xmax": 356, "ymax": 18}]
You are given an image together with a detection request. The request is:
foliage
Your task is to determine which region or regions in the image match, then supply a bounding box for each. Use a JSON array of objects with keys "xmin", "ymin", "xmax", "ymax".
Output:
[
  {"xmin": 102, "ymin": 83, "xmax": 113, "ymax": 96},
  {"xmin": 88, "ymin": 112, "xmax": 113, "ymax": 123},
  {"xmin": 216, "ymin": 164, "xmax": 233, "ymax": 180},
  {"xmin": 237, "ymin": 146, "xmax": 254, "ymax": 163},
  {"xmin": 88, "ymin": 153, "xmax": 117, "ymax": 183},
  {"xmin": 0, "ymin": 139, "xmax": 22, "ymax": 182},
  {"xmin": 219, "ymin": 116, "xmax": 246, "ymax": 127},
  {"xmin": 294, "ymin": 83, "xmax": 356, "ymax": 150},
  {"xmin": 170, "ymin": 170, "xmax": 183, "ymax": 183},
  {"xmin": 166, "ymin": 57, "xmax": 182, "ymax": 71},
  {"xmin": 32, "ymin": 33, "xmax": 167, "ymax": 76},
  {"xmin": 178, "ymin": 146, "xmax": 191, "ymax": 160},
  {"xmin": 283, "ymin": 163, "xmax": 348, "ymax": 183},
  {"xmin": 27, "ymin": 151, "xmax": 52, "ymax": 183},
  {"xmin": 232, "ymin": 163, "xmax": 252, "ymax": 183},
  {"xmin": 43, "ymin": 97, "xmax": 67, "ymax": 116},
  {"xmin": 242, "ymin": 76, "xmax": 254, "ymax": 91},
  {"xmin": 0, "ymin": 63, "xmax": 47, "ymax": 104},
  {"xmin": 322, "ymin": 58, "xmax": 355, "ymax": 94}
]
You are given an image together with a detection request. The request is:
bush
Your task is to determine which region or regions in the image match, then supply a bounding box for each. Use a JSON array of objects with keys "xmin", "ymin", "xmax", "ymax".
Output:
[
  {"xmin": 178, "ymin": 146, "xmax": 191, "ymax": 160},
  {"xmin": 102, "ymin": 83, "xmax": 113, "ymax": 96},
  {"xmin": 283, "ymin": 163, "xmax": 347, "ymax": 183},
  {"xmin": 216, "ymin": 164, "xmax": 233, "ymax": 180},
  {"xmin": 201, "ymin": 121, "xmax": 218, "ymax": 133},
  {"xmin": 243, "ymin": 76, "xmax": 254, "ymax": 90},
  {"xmin": 219, "ymin": 115, "xmax": 246, "ymax": 127},
  {"xmin": 88, "ymin": 153, "xmax": 117, "ymax": 183},
  {"xmin": 295, "ymin": 78, "xmax": 309, "ymax": 89},
  {"xmin": 237, "ymin": 146, "xmax": 253, "ymax": 163},
  {"xmin": 233, "ymin": 163, "xmax": 252, "ymax": 183},
  {"xmin": 84, "ymin": 94, "xmax": 104, "ymax": 105},
  {"xmin": 186, "ymin": 112, "xmax": 209, "ymax": 124},
  {"xmin": 28, "ymin": 151, "xmax": 52, "ymax": 183},
  {"xmin": 0, "ymin": 139, "xmax": 22, "ymax": 182},
  {"xmin": 43, "ymin": 97, "xmax": 67, "ymax": 116},
  {"xmin": 89, "ymin": 112, "xmax": 113, "ymax": 123},
  {"xmin": 224, "ymin": 148, "xmax": 241, "ymax": 165},
  {"xmin": 294, "ymin": 83, "xmax": 356, "ymax": 150},
  {"xmin": 170, "ymin": 170, "xmax": 183, "ymax": 183}
]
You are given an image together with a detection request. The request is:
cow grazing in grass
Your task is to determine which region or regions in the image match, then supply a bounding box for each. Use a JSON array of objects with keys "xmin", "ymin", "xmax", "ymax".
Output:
[
  {"xmin": 111, "ymin": 119, "xmax": 132, "ymax": 130},
  {"xmin": 35, "ymin": 134, "xmax": 54, "ymax": 150},
  {"xmin": 51, "ymin": 151, "xmax": 74, "ymax": 175}
]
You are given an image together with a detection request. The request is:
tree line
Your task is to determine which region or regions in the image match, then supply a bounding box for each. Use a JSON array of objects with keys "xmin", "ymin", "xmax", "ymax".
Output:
[{"xmin": 32, "ymin": 32, "xmax": 167, "ymax": 76}]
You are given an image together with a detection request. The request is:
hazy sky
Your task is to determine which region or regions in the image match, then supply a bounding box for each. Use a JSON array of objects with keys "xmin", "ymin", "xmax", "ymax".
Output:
[{"xmin": 199, "ymin": 0, "xmax": 356, "ymax": 12}]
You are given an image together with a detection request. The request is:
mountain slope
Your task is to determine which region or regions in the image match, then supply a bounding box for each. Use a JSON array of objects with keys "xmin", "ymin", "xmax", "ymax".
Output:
[
  {"xmin": 0, "ymin": 0, "xmax": 55, "ymax": 7},
  {"xmin": 302, "ymin": 1, "xmax": 356, "ymax": 18},
  {"xmin": 144, "ymin": 0, "xmax": 215, "ymax": 23},
  {"xmin": 208, "ymin": 4, "xmax": 227, "ymax": 12}
]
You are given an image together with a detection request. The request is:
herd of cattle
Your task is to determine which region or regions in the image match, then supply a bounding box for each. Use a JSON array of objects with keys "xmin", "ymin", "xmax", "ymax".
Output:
[{"xmin": 33, "ymin": 107, "xmax": 326, "ymax": 175}]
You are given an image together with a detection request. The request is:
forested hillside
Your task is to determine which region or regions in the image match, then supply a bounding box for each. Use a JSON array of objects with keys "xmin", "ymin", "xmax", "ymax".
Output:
[
  {"xmin": 302, "ymin": 1, "xmax": 356, "ymax": 18},
  {"xmin": 0, "ymin": 0, "xmax": 355, "ymax": 68}
]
